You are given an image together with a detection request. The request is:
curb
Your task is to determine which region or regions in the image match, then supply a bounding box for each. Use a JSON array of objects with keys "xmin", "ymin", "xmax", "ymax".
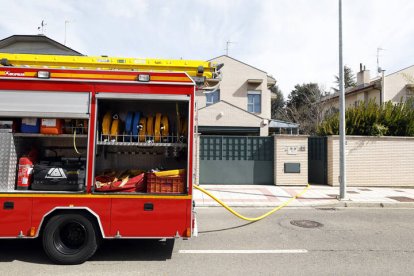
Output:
[
  {"xmin": 194, "ymin": 201, "xmax": 340, "ymax": 208},
  {"xmin": 335, "ymin": 201, "xmax": 414, "ymax": 208},
  {"xmin": 194, "ymin": 201, "xmax": 414, "ymax": 208}
]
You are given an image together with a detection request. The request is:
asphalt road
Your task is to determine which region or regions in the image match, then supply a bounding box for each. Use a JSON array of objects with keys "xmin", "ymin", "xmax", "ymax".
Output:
[{"xmin": 1, "ymin": 207, "xmax": 414, "ymax": 276}]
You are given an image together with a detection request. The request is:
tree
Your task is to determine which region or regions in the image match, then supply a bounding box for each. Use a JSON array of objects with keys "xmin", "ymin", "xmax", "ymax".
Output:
[
  {"xmin": 284, "ymin": 83, "xmax": 325, "ymax": 135},
  {"xmin": 333, "ymin": 65, "xmax": 356, "ymax": 91},
  {"xmin": 270, "ymin": 84, "xmax": 285, "ymax": 120}
]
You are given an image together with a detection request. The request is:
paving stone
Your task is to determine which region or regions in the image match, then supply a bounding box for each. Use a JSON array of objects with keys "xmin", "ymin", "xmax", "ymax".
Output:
[{"xmin": 387, "ymin": 196, "xmax": 414, "ymax": 202}]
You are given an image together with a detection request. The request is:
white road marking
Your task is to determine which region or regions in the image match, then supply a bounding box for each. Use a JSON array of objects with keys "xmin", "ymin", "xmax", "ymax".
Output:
[{"xmin": 179, "ymin": 249, "xmax": 308, "ymax": 254}]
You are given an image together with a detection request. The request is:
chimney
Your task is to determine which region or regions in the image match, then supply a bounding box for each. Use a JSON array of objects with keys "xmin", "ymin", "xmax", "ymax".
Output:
[{"xmin": 356, "ymin": 63, "xmax": 370, "ymax": 85}]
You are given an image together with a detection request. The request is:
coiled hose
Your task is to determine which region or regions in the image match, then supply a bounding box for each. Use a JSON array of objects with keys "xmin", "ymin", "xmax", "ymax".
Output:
[{"xmin": 193, "ymin": 184, "xmax": 310, "ymax": 222}]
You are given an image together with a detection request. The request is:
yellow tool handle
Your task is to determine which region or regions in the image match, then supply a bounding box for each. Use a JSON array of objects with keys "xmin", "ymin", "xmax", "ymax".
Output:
[{"xmin": 154, "ymin": 169, "xmax": 185, "ymax": 177}]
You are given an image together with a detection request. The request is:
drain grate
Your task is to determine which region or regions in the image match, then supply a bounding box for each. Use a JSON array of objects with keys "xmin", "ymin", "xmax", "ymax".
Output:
[{"xmin": 290, "ymin": 220, "xmax": 323, "ymax": 228}]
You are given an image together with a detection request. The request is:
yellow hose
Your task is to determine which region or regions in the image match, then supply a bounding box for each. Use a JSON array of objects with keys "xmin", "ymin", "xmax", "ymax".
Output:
[
  {"xmin": 138, "ymin": 117, "xmax": 147, "ymax": 142},
  {"xmin": 154, "ymin": 113, "xmax": 162, "ymax": 142},
  {"xmin": 73, "ymin": 130, "xmax": 83, "ymax": 155},
  {"xmin": 193, "ymin": 184, "xmax": 310, "ymax": 222},
  {"xmin": 102, "ymin": 112, "xmax": 112, "ymax": 135}
]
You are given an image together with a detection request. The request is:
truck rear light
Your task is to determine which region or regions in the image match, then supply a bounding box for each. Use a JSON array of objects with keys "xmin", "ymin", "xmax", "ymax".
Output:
[
  {"xmin": 186, "ymin": 227, "xmax": 191, "ymax": 237},
  {"xmin": 29, "ymin": 227, "xmax": 36, "ymax": 237},
  {"xmin": 37, "ymin": 71, "xmax": 50, "ymax": 79},
  {"xmin": 137, "ymin": 74, "xmax": 150, "ymax": 82}
]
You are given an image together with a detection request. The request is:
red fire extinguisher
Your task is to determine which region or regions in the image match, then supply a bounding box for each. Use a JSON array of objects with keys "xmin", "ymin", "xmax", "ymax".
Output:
[{"xmin": 17, "ymin": 148, "xmax": 37, "ymax": 190}]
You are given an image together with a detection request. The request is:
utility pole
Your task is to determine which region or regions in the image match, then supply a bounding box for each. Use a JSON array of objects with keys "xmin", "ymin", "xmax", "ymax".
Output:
[{"xmin": 338, "ymin": 0, "xmax": 347, "ymax": 200}]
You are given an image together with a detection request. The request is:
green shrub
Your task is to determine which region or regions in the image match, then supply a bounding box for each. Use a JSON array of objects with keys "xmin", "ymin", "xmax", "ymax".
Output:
[{"xmin": 317, "ymin": 99, "xmax": 414, "ymax": 136}]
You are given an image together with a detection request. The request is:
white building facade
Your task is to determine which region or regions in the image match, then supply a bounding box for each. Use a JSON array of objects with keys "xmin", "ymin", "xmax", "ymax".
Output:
[{"xmin": 196, "ymin": 55, "xmax": 276, "ymax": 136}]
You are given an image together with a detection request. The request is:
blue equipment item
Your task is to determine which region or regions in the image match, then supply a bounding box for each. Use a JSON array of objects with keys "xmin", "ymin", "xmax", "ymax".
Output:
[
  {"xmin": 21, "ymin": 118, "xmax": 40, "ymax": 133},
  {"xmin": 132, "ymin": 112, "xmax": 141, "ymax": 141},
  {"xmin": 125, "ymin": 112, "xmax": 134, "ymax": 141}
]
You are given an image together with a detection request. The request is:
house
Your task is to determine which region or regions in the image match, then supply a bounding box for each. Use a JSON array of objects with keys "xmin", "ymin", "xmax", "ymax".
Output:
[
  {"xmin": 196, "ymin": 55, "xmax": 276, "ymax": 136},
  {"xmin": 321, "ymin": 63, "xmax": 414, "ymax": 114},
  {"xmin": 0, "ymin": 34, "xmax": 83, "ymax": 56}
]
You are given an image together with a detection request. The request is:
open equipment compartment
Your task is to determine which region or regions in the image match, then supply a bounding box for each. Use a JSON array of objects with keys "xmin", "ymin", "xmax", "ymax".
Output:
[
  {"xmin": 94, "ymin": 95, "xmax": 189, "ymax": 194},
  {"xmin": 0, "ymin": 117, "xmax": 89, "ymax": 192},
  {"xmin": 0, "ymin": 89, "xmax": 91, "ymax": 193}
]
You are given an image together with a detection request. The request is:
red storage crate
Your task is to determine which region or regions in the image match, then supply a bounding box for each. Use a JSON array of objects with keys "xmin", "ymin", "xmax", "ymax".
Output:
[{"xmin": 146, "ymin": 173, "xmax": 186, "ymax": 194}]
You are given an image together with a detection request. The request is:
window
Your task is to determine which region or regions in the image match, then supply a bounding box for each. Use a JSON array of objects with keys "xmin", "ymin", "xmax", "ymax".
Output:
[
  {"xmin": 206, "ymin": 89, "xmax": 220, "ymax": 106},
  {"xmin": 247, "ymin": 91, "xmax": 261, "ymax": 113}
]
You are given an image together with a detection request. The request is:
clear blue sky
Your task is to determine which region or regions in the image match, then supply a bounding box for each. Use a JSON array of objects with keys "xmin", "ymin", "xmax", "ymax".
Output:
[{"xmin": 1, "ymin": 0, "xmax": 413, "ymax": 96}]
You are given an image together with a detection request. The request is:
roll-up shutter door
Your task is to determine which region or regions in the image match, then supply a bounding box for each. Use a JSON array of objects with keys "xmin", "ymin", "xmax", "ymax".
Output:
[
  {"xmin": 0, "ymin": 90, "xmax": 90, "ymax": 118},
  {"xmin": 96, "ymin": 93, "xmax": 190, "ymax": 101}
]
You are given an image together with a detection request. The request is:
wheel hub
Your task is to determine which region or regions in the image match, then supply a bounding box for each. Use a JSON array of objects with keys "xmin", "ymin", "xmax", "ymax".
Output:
[{"xmin": 56, "ymin": 221, "xmax": 87, "ymax": 253}]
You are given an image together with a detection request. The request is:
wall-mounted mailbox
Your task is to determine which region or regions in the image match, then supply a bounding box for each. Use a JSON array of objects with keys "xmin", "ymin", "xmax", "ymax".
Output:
[{"xmin": 284, "ymin": 163, "xmax": 300, "ymax": 173}]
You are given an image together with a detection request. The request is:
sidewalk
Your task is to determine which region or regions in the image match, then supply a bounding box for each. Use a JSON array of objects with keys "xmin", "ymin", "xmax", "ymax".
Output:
[{"xmin": 193, "ymin": 184, "xmax": 414, "ymax": 208}]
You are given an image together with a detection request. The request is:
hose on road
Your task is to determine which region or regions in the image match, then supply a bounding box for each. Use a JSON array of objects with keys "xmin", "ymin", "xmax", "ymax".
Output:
[{"xmin": 193, "ymin": 184, "xmax": 310, "ymax": 222}]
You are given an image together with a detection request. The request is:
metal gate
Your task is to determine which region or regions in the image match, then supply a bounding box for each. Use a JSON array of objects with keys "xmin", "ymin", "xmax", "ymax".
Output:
[
  {"xmin": 199, "ymin": 136, "xmax": 274, "ymax": 184},
  {"xmin": 308, "ymin": 136, "xmax": 327, "ymax": 184}
]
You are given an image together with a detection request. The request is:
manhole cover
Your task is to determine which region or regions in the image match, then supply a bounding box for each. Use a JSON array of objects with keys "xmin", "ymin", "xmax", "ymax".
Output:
[{"xmin": 290, "ymin": 220, "xmax": 323, "ymax": 228}]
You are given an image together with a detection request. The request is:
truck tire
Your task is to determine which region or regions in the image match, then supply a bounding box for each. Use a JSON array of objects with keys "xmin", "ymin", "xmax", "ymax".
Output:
[{"xmin": 42, "ymin": 214, "xmax": 99, "ymax": 265}]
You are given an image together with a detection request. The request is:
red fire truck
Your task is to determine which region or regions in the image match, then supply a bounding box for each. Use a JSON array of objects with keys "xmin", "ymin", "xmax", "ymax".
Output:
[{"xmin": 0, "ymin": 57, "xmax": 219, "ymax": 264}]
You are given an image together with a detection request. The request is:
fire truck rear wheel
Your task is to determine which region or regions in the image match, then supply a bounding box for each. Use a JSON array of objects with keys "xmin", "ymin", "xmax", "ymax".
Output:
[{"xmin": 42, "ymin": 214, "xmax": 99, "ymax": 265}]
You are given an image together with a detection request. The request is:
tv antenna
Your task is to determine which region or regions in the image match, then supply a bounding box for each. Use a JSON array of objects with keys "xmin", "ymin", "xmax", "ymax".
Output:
[
  {"xmin": 377, "ymin": 47, "xmax": 385, "ymax": 75},
  {"xmin": 64, "ymin": 20, "xmax": 71, "ymax": 45},
  {"xmin": 225, "ymin": 41, "xmax": 235, "ymax": 56},
  {"xmin": 37, "ymin": 20, "xmax": 47, "ymax": 34}
]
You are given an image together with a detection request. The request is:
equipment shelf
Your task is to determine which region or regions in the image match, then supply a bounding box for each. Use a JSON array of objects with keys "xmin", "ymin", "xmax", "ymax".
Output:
[
  {"xmin": 13, "ymin": 133, "xmax": 88, "ymax": 138},
  {"xmin": 96, "ymin": 141, "xmax": 187, "ymax": 147}
]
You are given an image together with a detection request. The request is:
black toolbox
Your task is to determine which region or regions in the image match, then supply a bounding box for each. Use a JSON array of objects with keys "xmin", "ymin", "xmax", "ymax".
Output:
[{"xmin": 31, "ymin": 160, "xmax": 85, "ymax": 191}]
